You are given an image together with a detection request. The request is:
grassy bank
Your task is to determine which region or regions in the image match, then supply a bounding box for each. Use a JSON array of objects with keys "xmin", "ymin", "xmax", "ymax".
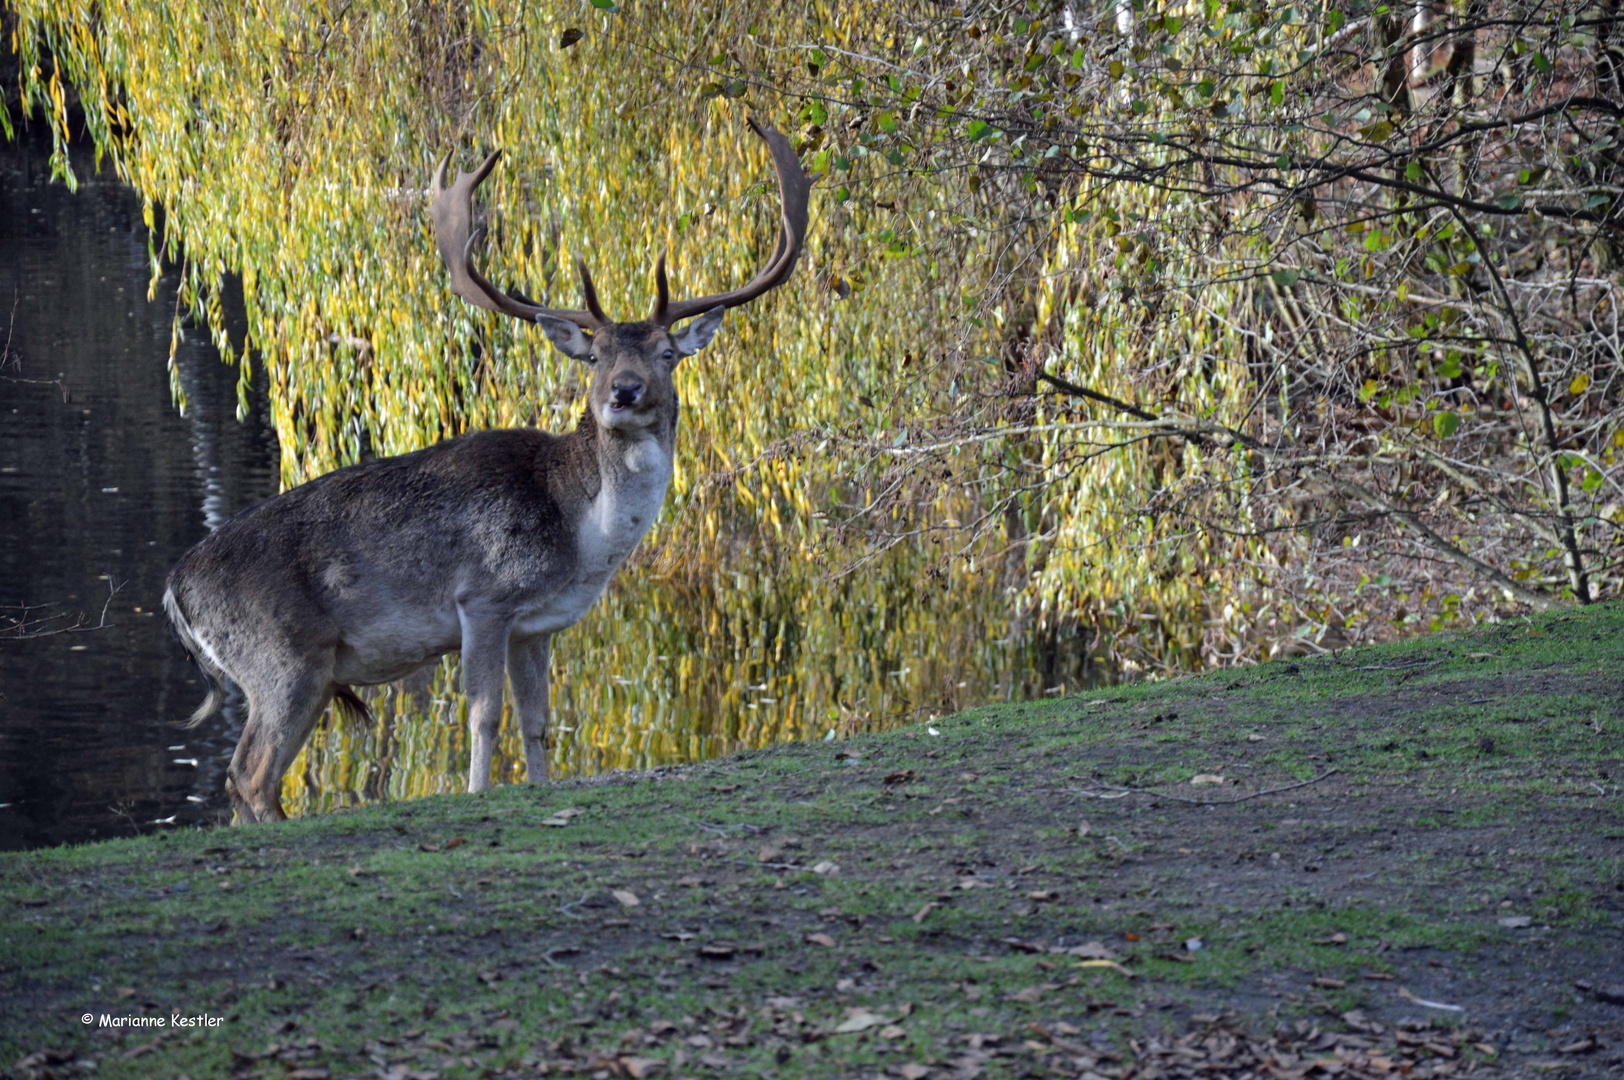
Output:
[{"xmin": 4, "ymin": 605, "xmax": 1623, "ymax": 1080}]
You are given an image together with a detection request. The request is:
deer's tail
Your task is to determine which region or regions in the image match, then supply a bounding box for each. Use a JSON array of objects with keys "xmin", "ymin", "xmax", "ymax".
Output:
[{"xmin": 163, "ymin": 585, "xmax": 228, "ymax": 729}]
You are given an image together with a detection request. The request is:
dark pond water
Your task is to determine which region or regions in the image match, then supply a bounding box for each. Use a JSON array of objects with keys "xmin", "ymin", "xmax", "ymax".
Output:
[{"xmin": 0, "ymin": 131, "xmax": 280, "ymax": 849}]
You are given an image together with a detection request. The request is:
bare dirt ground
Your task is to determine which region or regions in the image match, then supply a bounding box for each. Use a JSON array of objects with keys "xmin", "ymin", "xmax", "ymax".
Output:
[{"xmin": 3, "ymin": 605, "xmax": 1622, "ymax": 1079}]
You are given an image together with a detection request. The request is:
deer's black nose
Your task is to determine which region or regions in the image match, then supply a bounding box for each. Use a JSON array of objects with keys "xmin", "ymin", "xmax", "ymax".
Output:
[{"xmin": 611, "ymin": 379, "xmax": 644, "ymax": 407}]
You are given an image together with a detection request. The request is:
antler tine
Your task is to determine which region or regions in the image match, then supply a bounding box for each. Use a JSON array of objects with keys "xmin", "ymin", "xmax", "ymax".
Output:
[
  {"xmin": 429, "ymin": 149, "xmax": 602, "ymax": 331},
  {"xmin": 658, "ymin": 118, "xmax": 812, "ymax": 326},
  {"xmin": 652, "ymin": 252, "xmax": 671, "ymax": 323},
  {"xmin": 576, "ymin": 259, "xmax": 608, "ymax": 325}
]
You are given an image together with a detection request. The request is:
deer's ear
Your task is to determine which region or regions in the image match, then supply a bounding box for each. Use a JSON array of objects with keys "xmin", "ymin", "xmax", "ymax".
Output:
[
  {"xmin": 672, "ymin": 306, "xmax": 726, "ymax": 358},
  {"xmin": 533, "ymin": 314, "xmax": 594, "ymax": 363}
]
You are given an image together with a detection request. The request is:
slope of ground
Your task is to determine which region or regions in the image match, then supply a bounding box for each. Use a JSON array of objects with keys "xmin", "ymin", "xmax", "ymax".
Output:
[{"xmin": 3, "ymin": 605, "xmax": 1623, "ymax": 1079}]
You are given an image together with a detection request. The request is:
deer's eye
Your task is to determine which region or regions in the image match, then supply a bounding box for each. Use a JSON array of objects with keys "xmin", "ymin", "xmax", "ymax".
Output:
[{"xmin": 662, "ymin": 348, "xmax": 674, "ymax": 361}]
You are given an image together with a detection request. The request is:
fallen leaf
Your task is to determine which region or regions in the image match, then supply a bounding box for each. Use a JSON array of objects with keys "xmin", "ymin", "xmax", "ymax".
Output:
[
  {"xmin": 1398, "ymin": 987, "xmax": 1464, "ymax": 1011},
  {"xmin": 1076, "ymin": 822, "xmax": 1091, "ymax": 837},
  {"xmin": 1312, "ymin": 976, "xmax": 1346, "ymax": 989},
  {"xmin": 883, "ymin": 770, "xmax": 917, "ymax": 784},
  {"xmin": 898, "ymin": 1065, "xmax": 931, "ymax": 1080},
  {"xmin": 1190, "ymin": 773, "xmax": 1226, "ymax": 785},
  {"xmin": 811, "ymin": 861, "xmax": 840, "ymax": 875},
  {"xmin": 417, "ymin": 843, "xmax": 441, "ymax": 852},
  {"xmin": 1074, "ymin": 959, "xmax": 1136, "ymax": 978},
  {"xmin": 558, "ymin": 27, "xmax": 584, "ymax": 48},
  {"xmin": 1010, "ymin": 985, "xmax": 1046, "ymax": 1003},
  {"xmin": 1001, "ymin": 938, "xmax": 1046, "ymax": 954},
  {"xmin": 697, "ymin": 943, "xmax": 735, "ymax": 959},
  {"xmin": 1246, "ymin": 733, "xmax": 1266, "ymax": 742},
  {"xmin": 444, "ymin": 836, "xmax": 466, "ymax": 850},
  {"xmin": 1061, "ymin": 941, "xmax": 1118, "ymax": 960},
  {"xmin": 757, "ymin": 847, "xmax": 783, "ymax": 863},
  {"xmin": 879, "ymin": 1025, "xmax": 906, "ymax": 1039},
  {"xmin": 804, "ymin": 933, "xmax": 836, "ymax": 948},
  {"xmin": 611, "ymin": 890, "xmax": 640, "ymax": 908},
  {"xmin": 1184, "ymin": 937, "xmax": 1204, "ymax": 952},
  {"xmin": 712, "ymin": 784, "xmax": 738, "ymax": 793},
  {"xmin": 622, "ymin": 1056, "xmax": 663, "ymax": 1078},
  {"xmin": 832, "ymin": 1011, "xmax": 890, "ymax": 1034},
  {"xmin": 1027, "ymin": 890, "xmax": 1058, "ymax": 902},
  {"xmin": 912, "ymin": 903, "xmax": 937, "ymax": 923},
  {"xmin": 1311, "ymin": 932, "xmax": 1348, "ymax": 945},
  {"xmin": 1498, "ymin": 915, "xmax": 1532, "ymax": 928}
]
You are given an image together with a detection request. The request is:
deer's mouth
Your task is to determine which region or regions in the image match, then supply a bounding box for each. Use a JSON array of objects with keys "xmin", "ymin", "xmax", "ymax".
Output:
[{"xmin": 600, "ymin": 399, "xmax": 656, "ymax": 429}]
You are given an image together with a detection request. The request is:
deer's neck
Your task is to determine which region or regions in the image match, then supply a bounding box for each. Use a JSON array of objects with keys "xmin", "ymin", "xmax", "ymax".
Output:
[{"xmin": 570, "ymin": 406, "xmax": 675, "ymax": 563}]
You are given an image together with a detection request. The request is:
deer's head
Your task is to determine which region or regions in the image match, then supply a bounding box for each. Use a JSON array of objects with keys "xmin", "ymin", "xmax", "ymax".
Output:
[{"xmin": 430, "ymin": 119, "xmax": 810, "ymax": 435}]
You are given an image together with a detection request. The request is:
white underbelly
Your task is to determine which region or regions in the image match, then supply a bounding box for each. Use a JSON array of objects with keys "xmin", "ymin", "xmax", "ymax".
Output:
[{"xmin": 333, "ymin": 608, "xmax": 462, "ymax": 685}]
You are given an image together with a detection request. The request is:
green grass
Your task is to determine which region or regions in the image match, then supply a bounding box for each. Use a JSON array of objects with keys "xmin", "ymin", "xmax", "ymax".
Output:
[{"xmin": 3, "ymin": 603, "xmax": 1622, "ymax": 1077}]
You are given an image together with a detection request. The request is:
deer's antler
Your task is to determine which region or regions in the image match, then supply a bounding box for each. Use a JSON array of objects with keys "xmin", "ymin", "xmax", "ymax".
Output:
[
  {"xmin": 430, "ymin": 149, "xmax": 603, "ymax": 331},
  {"xmin": 654, "ymin": 118, "xmax": 812, "ymax": 326}
]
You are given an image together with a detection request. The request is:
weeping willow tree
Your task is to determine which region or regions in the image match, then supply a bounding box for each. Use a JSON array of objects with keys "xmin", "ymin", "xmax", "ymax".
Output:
[{"xmin": 16, "ymin": 0, "xmax": 1542, "ymax": 815}]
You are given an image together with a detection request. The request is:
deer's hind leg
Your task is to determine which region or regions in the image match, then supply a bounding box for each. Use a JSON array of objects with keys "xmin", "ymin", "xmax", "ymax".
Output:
[{"xmin": 228, "ymin": 669, "xmax": 335, "ymax": 824}]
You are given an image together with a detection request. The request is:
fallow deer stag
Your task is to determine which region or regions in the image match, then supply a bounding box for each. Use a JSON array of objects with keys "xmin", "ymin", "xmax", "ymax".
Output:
[{"xmin": 164, "ymin": 119, "xmax": 810, "ymax": 823}]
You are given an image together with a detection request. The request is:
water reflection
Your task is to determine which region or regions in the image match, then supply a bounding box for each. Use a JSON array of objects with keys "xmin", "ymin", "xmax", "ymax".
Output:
[{"xmin": 0, "ymin": 131, "xmax": 279, "ymax": 849}]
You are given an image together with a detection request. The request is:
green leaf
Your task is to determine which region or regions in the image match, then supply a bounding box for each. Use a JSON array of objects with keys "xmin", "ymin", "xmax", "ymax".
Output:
[
  {"xmin": 1071, "ymin": 46, "xmax": 1087, "ymax": 67},
  {"xmin": 1271, "ymin": 268, "xmax": 1299, "ymax": 287},
  {"xmin": 1109, "ymin": 59, "xmax": 1125, "ymax": 80},
  {"xmin": 1570, "ymin": 372, "xmax": 1591, "ymax": 395},
  {"xmin": 1358, "ymin": 119, "xmax": 1394, "ymax": 143},
  {"xmin": 1583, "ymin": 469, "xmax": 1605, "ymax": 493},
  {"xmin": 876, "ymin": 111, "xmax": 897, "ymax": 133},
  {"xmin": 1197, "ymin": 79, "xmax": 1215, "ymax": 99},
  {"xmin": 1496, "ymin": 194, "xmax": 1522, "ymax": 210},
  {"xmin": 967, "ymin": 119, "xmax": 995, "ymax": 141},
  {"xmin": 1268, "ymin": 80, "xmax": 1283, "ymax": 106},
  {"xmin": 808, "ymin": 101, "xmax": 828, "ymax": 125},
  {"xmin": 1405, "ymin": 160, "xmax": 1422, "ymax": 182},
  {"xmin": 696, "ymin": 82, "xmax": 725, "ymax": 99},
  {"xmin": 1532, "ymin": 52, "xmax": 1553, "ymax": 74},
  {"xmin": 1327, "ymin": 8, "xmax": 1346, "ymax": 32},
  {"xmin": 587, "ymin": 0, "xmax": 618, "ymax": 11},
  {"xmin": 1433, "ymin": 411, "xmax": 1461, "ymax": 438}
]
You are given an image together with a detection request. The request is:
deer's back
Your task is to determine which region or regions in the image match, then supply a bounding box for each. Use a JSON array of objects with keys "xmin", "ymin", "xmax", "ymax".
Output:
[{"xmin": 166, "ymin": 429, "xmax": 596, "ymax": 679}]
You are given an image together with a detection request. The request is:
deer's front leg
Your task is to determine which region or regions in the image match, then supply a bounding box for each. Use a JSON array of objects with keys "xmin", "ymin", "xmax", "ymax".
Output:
[
  {"xmin": 508, "ymin": 633, "xmax": 552, "ymax": 783},
  {"xmin": 459, "ymin": 608, "xmax": 511, "ymax": 794}
]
